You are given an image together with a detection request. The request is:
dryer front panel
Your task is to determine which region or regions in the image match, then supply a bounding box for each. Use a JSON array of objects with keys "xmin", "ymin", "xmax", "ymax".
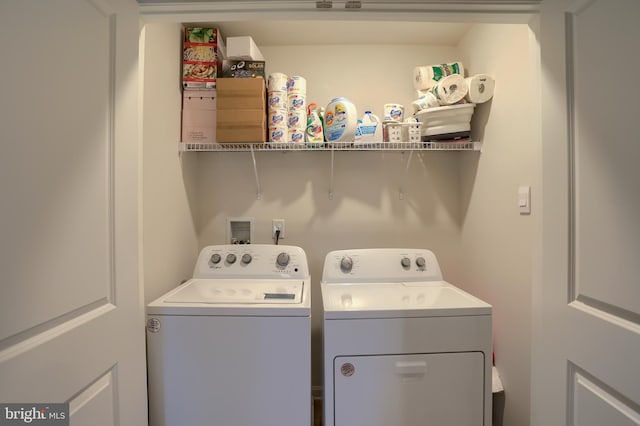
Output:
[{"xmin": 333, "ymin": 352, "xmax": 485, "ymax": 426}]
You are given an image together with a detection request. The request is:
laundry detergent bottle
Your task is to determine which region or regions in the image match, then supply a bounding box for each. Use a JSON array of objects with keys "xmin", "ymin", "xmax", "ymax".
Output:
[
  {"xmin": 324, "ymin": 97, "xmax": 358, "ymax": 143},
  {"xmin": 305, "ymin": 102, "xmax": 324, "ymax": 143}
]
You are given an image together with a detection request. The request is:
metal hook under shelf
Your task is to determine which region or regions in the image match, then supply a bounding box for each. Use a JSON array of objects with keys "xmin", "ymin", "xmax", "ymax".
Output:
[
  {"xmin": 399, "ymin": 150, "xmax": 414, "ymax": 200},
  {"xmin": 329, "ymin": 149, "xmax": 335, "ymax": 200},
  {"xmin": 250, "ymin": 144, "xmax": 261, "ymax": 200}
]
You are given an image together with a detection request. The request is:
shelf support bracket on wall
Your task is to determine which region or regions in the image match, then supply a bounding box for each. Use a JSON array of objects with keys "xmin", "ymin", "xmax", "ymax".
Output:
[
  {"xmin": 250, "ymin": 144, "xmax": 262, "ymax": 200},
  {"xmin": 398, "ymin": 150, "xmax": 414, "ymax": 200},
  {"xmin": 329, "ymin": 149, "xmax": 335, "ymax": 200}
]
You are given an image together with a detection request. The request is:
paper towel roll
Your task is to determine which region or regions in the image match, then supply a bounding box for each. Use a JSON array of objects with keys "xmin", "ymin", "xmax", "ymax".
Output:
[
  {"xmin": 268, "ymin": 73, "xmax": 288, "ymax": 92},
  {"xmin": 287, "ymin": 75, "xmax": 307, "ymax": 93},
  {"xmin": 430, "ymin": 74, "xmax": 468, "ymax": 105},
  {"xmin": 268, "ymin": 91, "xmax": 288, "ymax": 111},
  {"xmin": 413, "ymin": 62, "xmax": 465, "ymax": 90},
  {"xmin": 465, "ymin": 74, "xmax": 495, "ymax": 103},
  {"xmin": 288, "ymin": 93, "xmax": 306, "ymax": 112}
]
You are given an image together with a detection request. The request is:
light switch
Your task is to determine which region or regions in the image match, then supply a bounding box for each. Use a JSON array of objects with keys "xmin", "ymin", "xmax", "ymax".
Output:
[{"xmin": 518, "ymin": 186, "xmax": 531, "ymax": 215}]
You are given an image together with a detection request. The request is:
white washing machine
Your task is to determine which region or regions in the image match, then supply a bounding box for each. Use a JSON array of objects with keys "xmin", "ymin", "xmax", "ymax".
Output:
[
  {"xmin": 146, "ymin": 244, "xmax": 311, "ymax": 426},
  {"xmin": 321, "ymin": 248, "xmax": 492, "ymax": 426}
]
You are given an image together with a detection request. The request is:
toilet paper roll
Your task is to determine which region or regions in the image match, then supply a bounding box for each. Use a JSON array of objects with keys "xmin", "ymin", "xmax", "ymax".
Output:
[
  {"xmin": 268, "ymin": 125, "xmax": 288, "ymax": 143},
  {"xmin": 383, "ymin": 103, "xmax": 404, "ymax": 122},
  {"xmin": 268, "ymin": 110, "xmax": 287, "ymax": 128},
  {"xmin": 413, "ymin": 62, "xmax": 465, "ymax": 90},
  {"xmin": 268, "ymin": 73, "xmax": 289, "ymax": 92},
  {"xmin": 268, "ymin": 91, "xmax": 288, "ymax": 111},
  {"xmin": 411, "ymin": 92, "xmax": 440, "ymax": 113},
  {"xmin": 288, "ymin": 128, "xmax": 305, "ymax": 143},
  {"xmin": 465, "ymin": 74, "xmax": 495, "ymax": 103},
  {"xmin": 288, "ymin": 93, "xmax": 306, "ymax": 112},
  {"xmin": 288, "ymin": 110, "xmax": 307, "ymax": 130},
  {"xmin": 287, "ymin": 75, "xmax": 307, "ymax": 93},
  {"xmin": 430, "ymin": 74, "xmax": 468, "ymax": 105}
]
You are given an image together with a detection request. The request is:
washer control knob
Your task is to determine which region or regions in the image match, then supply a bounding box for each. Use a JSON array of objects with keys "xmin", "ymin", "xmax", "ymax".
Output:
[
  {"xmin": 401, "ymin": 257, "xmax": 411, "ymax": 268},
  {"xmin": 340, "ymin": 256, "xmax": 353, "ymax": 273},
  {"xmin": 241, "ymin": 253, "xmax": 252, "ymax": 264},
  {"xmin": 415, "ymin": 257, "xmax": 426, "ymax": 268},
  {"xmin": 276, "ymin": 252, "xmax": 290, "ymax": 267},
  {"xmin": 210, "ymin": 253, "xmax": 222, "ymax": 264},
  {"xmin": 226, "ymin": 253, "xmax": 237, "ymax": 264}
]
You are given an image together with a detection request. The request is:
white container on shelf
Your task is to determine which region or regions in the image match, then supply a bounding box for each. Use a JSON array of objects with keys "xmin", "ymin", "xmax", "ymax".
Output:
[
  {"xmin": 324, "ymin": 97, "xmax": 358, "ymax": 143},
  {"xmin": 414, "ymin": 103, "xmax": 476, "ymax": 139}
]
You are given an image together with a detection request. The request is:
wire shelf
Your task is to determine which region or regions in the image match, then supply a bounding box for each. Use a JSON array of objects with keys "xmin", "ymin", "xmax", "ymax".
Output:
[{"xmin": 178, "ymin": 140, "xmax": 481, "ymax": 152}]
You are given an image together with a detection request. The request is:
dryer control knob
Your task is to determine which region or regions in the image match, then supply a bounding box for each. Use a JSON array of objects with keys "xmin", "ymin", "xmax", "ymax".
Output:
[
  {"xmin": 340, "ymin": 256, "xmax": 353, "ymax": 273},
  {"xmin": 210, "ymin": 253, "xmax": 222, "ymax": 264},
  {"xmin": 401, "ymin": 257, "xmax": 411, "ymax": 268},
  {"xmin": 276, "ymin": 252, "xmax": 290, "ymax": 267},
  {"xmin": 415, "ymin": 257, "xmax": 426, "ymax": 268},
  {"xmin": 241, "ymin": 253, "xmax": 252, "ymax": 264},
  {"xmin": 226, "ymin": 253, "xmax": 237, "ymax": 264}
]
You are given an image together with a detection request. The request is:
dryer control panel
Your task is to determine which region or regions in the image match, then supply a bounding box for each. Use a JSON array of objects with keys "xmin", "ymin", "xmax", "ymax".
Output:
[
  {"xmin": 322, "ymin": 248, "xmax": 443, "ymax": 283},
  {"xmin": 193, "ymin": 244, "xmax": 309, "ymax": 279}
]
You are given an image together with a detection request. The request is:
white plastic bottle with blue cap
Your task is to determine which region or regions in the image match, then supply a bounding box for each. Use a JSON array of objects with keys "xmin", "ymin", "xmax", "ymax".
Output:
[{"xmin": 357, "ymin": 110, "xmax": 382, "ymax": 143}]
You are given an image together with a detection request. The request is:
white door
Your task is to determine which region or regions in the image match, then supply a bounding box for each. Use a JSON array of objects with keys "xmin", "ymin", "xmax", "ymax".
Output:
[
  {"xmin": 0, "ymin": 1, "xmax": 147, "ymax": 425},
  {"xmin": 533, "ymin": 0, "xmax": 640, "ymax": 424}
]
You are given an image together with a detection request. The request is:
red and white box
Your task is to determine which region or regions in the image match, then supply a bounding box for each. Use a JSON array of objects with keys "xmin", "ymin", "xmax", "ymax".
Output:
[{"xmin": 182, "ymin": 27, "xmax": 226, "ymax": 90}]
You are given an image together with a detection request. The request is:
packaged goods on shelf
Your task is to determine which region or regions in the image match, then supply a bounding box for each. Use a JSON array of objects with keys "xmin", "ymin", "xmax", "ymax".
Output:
[
  {"xmin": 216, "ymin": 78, "xmax": 267, "ymax": 143},
  {"xmin": 181, "ymin": 90, "xmax": 217, "ymax": 143},
  {"xmin": 221, "ymin": 60, "xmax": 266, "ymax": 78},
  {"xmin": 183, "ymin": 27, "xmax": 226, "ymax": 90},
  {"xmin": 226, "ymin": 36, "xmax": 264, "ymax": 61}
]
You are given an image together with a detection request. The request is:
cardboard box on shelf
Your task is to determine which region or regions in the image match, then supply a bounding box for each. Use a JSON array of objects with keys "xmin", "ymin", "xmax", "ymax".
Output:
[
  {"xmin": 226, "ymin": 36, "xmax": 264, "ymax": 61},
  {"xmin": 181, "ymin": 90, "xmax": 217, "ymax": 143},
  {"xmin": 221, "ymin": 60, "xmax": 266, "ymax": 78},
  {"xmin": 182, "ymin": 109, "xmax": 217, "ymax": 143},
  {"xmin": 217, "ymin": 109, "xmax": 266, "ymax": 143},
  {"xmin": 182, "ymin": 27, "xmax": 226, "ymax": 90},
  {"xmin": 216, "ymin": 77, "xmax": 266, "ymax": 110},
  {"xmin": 182, "ymin": 90, "xmax": 217, "ymax": 110}
]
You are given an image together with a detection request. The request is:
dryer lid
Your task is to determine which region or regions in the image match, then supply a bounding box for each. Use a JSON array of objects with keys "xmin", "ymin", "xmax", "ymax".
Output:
[{"xmin": 321, "ymin": 280, "xmax": 491, "ymax": 319}]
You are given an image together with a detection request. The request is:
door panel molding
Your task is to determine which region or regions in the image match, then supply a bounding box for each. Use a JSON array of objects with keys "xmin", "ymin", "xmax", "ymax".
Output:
[
  {"xmin": 0, "ymin": 302, "xmax": 115, "ymax": 363},
  {"xmin": 69, "ymin": 366, "xmax": 117, "ymax": 425},
  {"xmin": 568, "ymin": 362, "xmax": 640, "ymax": 425},
  {"xmin": 566, "ymin": 0, "xmax": 640, "ymax": 317}
]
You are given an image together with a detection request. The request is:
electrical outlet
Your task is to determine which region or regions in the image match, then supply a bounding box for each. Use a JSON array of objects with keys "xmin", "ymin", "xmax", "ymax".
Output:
[{"xmin": 272, "ymin": 219, "xmax": 285, "ymax": 240}]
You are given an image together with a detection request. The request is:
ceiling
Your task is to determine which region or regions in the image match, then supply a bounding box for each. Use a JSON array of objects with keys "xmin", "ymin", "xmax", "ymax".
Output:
[{"xmin": 210, "ymin": 20, "xmax": 473, "ymax": 46}]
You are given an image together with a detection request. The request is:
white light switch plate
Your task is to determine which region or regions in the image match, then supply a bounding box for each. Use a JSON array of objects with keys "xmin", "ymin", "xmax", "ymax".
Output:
[{"xmin": 518, "ymin": 186, "xmax": 531, "ymax": 215}]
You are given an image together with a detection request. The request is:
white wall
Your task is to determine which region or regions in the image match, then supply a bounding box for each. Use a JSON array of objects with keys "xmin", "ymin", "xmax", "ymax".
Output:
[
  {"xmin": 458, "ymin": 24, "xmax": 537, "ymax": 426},
  {"xmin": 141, "ymin": 23, "xmax": 200, "ymax": 303}
]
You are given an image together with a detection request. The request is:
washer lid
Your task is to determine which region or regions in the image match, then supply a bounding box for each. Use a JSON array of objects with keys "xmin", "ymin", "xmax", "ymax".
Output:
[
  {"xmin": 165, "ymin": 278, "xmax": 303, "ymax": 304},
  {"xmin": 147, "ymin": 278, "xmax": 309, "ymax": 316},
  {"xmin": 321, "ymin": 280, "xmax": 491, "ymax": 319}
]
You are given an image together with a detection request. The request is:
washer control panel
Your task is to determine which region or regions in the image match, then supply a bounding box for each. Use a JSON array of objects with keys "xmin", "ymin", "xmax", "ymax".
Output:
[
  {"xmin": 193, "ymin": 244, "xmax": 309, "ymax": 279},
  {"xmin": 322, "ymin": 248, "xmax": 443, "ymax": 283}
]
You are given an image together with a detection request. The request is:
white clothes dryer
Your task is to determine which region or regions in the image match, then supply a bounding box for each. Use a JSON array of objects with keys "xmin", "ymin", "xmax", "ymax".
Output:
[
  {"xmin": 147, "ymin": 244, "xmax": 311, "ymax": 426},
  {"xmin": 321, "ymin": 248, "xmax": 492, "ymax": 426}
]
